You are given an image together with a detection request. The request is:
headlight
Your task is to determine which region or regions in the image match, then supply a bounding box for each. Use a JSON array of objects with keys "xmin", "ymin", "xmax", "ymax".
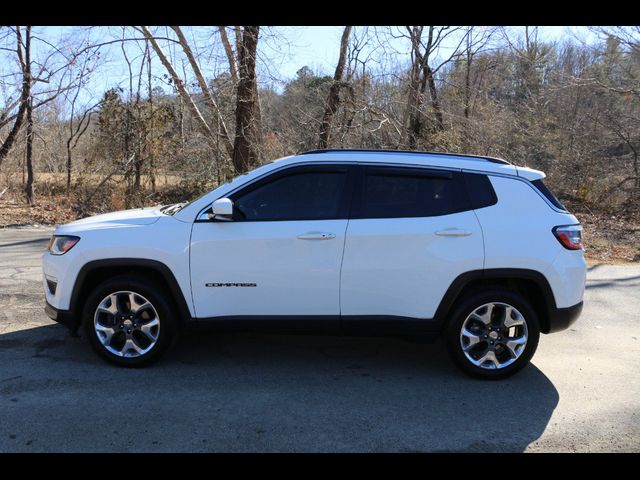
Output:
[{"xmin": 48, "ymin": 235, "xmax": 80, "ymax": 255}]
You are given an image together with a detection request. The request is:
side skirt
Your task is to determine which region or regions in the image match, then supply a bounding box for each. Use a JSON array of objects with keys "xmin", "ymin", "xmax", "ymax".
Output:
[{"xmin": 185, "ymin": 315, "xmax": 440, "ymax": 339}]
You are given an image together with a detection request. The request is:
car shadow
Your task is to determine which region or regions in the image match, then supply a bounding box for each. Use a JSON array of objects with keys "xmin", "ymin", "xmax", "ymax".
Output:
[
  {"xmin": 585, "ymin": 274, "xmax": 640, "ymax": 289},
  {"xmin": 0, "ymin": 237, "xmax": 50, "ymax": 249},
  {"xmin": 0, "ymin": 323, "xmax": 559, "ymax": 452}
]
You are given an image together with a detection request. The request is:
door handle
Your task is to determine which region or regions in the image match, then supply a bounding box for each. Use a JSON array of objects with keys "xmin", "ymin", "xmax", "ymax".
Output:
[
  {"xmin": 435, "ymin": 228, "xmax": 472, "ymax": 237},
  {"xmin": 297, "ymin": 232, "xmax": 336, "ymax": 240}
]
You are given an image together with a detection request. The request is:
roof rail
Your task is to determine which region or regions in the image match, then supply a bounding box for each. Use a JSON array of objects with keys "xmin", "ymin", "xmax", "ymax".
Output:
[{"xmin": 297, "ymin": 148, "xmax": 511, "ymax": 165}]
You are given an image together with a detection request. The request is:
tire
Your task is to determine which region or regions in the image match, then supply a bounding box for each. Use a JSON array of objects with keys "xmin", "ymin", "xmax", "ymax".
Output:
[
  {"xmin": 82, "ymin": 274, "xmax": 178, "ymax": 367},
  {"xmin": 444, "ymin": 288, "xmax": 540, "ymax": 380}
]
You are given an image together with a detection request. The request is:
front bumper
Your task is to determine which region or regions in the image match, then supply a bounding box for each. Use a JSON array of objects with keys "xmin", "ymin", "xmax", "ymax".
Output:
[
  {"xmin": 546, "ymin": 301, "xmax": 583, "ymax": 333},
  {"xmin": 45, "ymin": 301, "xmax": 79, "ymax": 331}
]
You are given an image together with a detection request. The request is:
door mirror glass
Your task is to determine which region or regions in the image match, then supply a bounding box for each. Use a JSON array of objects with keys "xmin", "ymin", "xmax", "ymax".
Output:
[{"xmin": 211, "ymin": 198, "xmax": 234, "ymax": 220}]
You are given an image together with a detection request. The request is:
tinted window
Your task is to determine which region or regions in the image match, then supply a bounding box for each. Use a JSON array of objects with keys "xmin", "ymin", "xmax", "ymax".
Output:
[
  {"xmin": 531, "ymin": 179, "xmax": 566, "ymax": 211},
  {"xmin": 357, "ymin": 168, "xmax": 467, "ymax": 218},
  {"xmin": 463, "ymin": 173, "xmax": 497, "ymax": 209},
  {"xmin": 233, "ymin": 171, "xmax": 347, "ymax": 221}
]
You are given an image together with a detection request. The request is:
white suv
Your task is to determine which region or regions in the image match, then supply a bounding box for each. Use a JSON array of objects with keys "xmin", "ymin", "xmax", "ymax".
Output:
[{"xmin": 42, "ymin": 149, "xmax": 586, "ymax": 379}]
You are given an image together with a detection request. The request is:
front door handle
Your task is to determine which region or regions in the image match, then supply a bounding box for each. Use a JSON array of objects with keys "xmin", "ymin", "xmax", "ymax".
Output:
[
  {"xmin": 435, "ymin": 228, "xmax": 472, "ymax": 237},
  {"xmin": 297, "ymin": 232, "xmax": 336, "ymax": 240}
]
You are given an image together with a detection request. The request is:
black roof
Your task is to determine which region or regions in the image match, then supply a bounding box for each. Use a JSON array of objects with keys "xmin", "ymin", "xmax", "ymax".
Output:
[{"xmin": 297, "ymin": 149, "xmax": 511, "ymax": 165}]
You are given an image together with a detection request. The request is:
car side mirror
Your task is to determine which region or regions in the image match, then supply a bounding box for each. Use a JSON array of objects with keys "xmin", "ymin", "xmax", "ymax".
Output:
[{"xmin": 211, "ymin": 197, "xmax": 234, "ymax": 221}]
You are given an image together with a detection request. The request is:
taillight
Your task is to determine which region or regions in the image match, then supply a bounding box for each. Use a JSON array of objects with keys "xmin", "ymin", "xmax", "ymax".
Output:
[{"xmin": 553, "ymin": 225, "xmax": 583, "ymax": 250}]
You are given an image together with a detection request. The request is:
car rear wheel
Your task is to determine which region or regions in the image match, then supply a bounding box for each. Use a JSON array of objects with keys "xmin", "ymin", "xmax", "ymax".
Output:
[
  {"xmin": 444, "ymin": 289, "xmax": 540, "ymax": 379},
  {"xmin": 83, "ymin": 275, "xmax": 177, "ymax": 367}
]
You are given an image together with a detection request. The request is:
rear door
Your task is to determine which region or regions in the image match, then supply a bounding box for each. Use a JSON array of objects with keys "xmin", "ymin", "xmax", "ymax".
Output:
[{"xmin": 340, "ymin": 165, "xmax": 485, "ymax": 321}]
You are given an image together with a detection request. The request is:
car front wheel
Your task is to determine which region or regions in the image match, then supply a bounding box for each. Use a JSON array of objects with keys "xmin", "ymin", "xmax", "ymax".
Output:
[{"xmin": 83, "ymin": 275, "xmax": 177, "ymax": 367}]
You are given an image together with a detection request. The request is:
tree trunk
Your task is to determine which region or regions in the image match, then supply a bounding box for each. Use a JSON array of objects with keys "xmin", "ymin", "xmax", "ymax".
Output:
[
  {"xmin": 0, "ymin": 27, "xmax": 30, "ymax": 167},
  {"xmin": 170, "ymin": 26, "xmax": 235, "ymax": 159},
  {"xmin": 0, "ymin": 97, "xmax": 28, "ymax": 167},
  {"xmin": 134, "ymin": 44, "xmax": 147, "ymax": 189},
  {"xmin": 318, "ymin": 26, "xmax": 352, "ymax": 149},
  {"xmin": 66, "ymin": 136, "xmax": 72, "ymax": 189},
  {"xmin": 123, "ymin": 104, "xmax": 133, "ymax": 207},
  {"xmin": 426, "ymin": 67, "xmax": 444, "ymax": 131},
  {"xmin": 464, "ymin": 53, "xmax": 472, "ymax": 120},
  {"xmin": 218, "ymin": 26, "xmax": 239, "ymax": 81},
  {"xmin": 402, "ymin": 26, "xmax": 424, "ymax": 149},
  {"xmin": 134, "ymin": 141, "xmax": 142, "ymax": 188},
  {"xmin": 232, "ymin": 26, "xmax": 262, "ymax": 174},
  {"xmin": 23, "ymin": 27, "xmax": 34, "ymax": 205},
  {"xmin": 403, "ymin": 26, "xmax": 452, "ymax": 148},
  {"xmin": 25, "ymin": 97, "xmax": 34, "ymax": 205},
  {"xmin": 407, "ymin": 64, "xmax": 424, "ymax": 149},
  {"xmin": 147, "ymin": 44, "xmax": 156, "ymax": 193}
]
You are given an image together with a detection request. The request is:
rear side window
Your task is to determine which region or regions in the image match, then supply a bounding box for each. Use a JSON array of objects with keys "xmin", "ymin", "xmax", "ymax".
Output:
[
  {"xmin": 463, "ymin": 173, "xmax": 497, "ymax": 209},
  {"xmin": 354, "ymin": 167, "xmax": 469, "ymax": 218},
  {"xmin": 531, "ymin": 179, "xmax": 566, "ymax": 211}
]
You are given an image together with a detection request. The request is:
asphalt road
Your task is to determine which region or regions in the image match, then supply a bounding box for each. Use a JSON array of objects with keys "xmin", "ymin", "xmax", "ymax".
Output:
[{"xmin": 1, "ymin": 226, "xmax": 639, "ymax": 452}]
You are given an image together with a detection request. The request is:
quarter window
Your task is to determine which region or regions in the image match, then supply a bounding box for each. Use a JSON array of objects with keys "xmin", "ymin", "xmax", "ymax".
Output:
[
  {"xmin": 463, "ymin": 173, "xmax": 498, "ymax": 209},
  {"xmin": 531, "ymin": 179, "xmax": 566, "ymax": 211}
]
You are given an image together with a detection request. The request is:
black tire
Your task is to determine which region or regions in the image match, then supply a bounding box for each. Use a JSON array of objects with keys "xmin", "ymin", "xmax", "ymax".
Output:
[
  {"xmin": 82, "ymin": 274, "xmax": 178, "ymax": 367},
  {"xmin": 444, "ymin": 288, "xmax": 540, "ymax": 380}
]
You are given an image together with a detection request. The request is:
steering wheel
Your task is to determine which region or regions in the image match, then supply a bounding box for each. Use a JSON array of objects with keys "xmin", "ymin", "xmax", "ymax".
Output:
[{"xmin": 235, "ymin": 203, "xmax": 259, "ymax": 220}]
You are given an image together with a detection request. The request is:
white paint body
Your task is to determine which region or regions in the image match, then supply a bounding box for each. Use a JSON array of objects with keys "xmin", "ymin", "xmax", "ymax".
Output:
[
  {"xmin": 190, "ymin": 219, "xmax": 348, "ymax": 317},
  {"xmin": 340, "ymin": 212, "xmax": 484, "ymax": 318},
  {"xmin": 42, "ymin": 151, "xmax": 587, "ymax": 324}
]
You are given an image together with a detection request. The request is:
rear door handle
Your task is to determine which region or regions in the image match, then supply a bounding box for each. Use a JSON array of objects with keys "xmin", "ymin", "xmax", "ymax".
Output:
[
  {"xmin": 435, "ymin": 228, "xmax": 472, "ymax": 237},
  {"xmin": 297, "ymin": 232, "xmax": 336, "ymax": 240}
]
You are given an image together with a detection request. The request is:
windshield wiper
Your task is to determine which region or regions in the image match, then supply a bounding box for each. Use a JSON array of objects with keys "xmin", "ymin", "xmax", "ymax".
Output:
[{"xmin": 161, "ymin": 202, "xmax": 187, "ymax": 215}]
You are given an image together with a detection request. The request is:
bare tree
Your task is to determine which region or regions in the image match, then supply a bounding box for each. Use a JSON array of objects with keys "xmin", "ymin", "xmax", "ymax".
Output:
[
  {"xmin": 0, "ymin": 27, "xmax": 30, "ymax": 167},
  {"xmin": 23, "ymin": 27, "xmax": 34, "ymax": 204},
  {"xmin": 318, "ymin": 26, "xmax": 353, "ymax": 149},
  {"xmin": 145, "ymin": 39, "xmax": 156, "ymax": 192},
  {"xmin": 218, "ymin": 26, "xmax": 239, "ymax": 81},
  {"xmin": 169, "ymin": 26, "xmax": 234, "ymax": 158},
  {"xmin": 400, "ymin": 26, "xmax": 467, "ymax": 148},
  {"xmin": 461, "ymin": 27, "xmax": 496, "ymax": 120},
  {"xmin": 1, "ymin": 25, "xmax": 101, "ymax": 205},
  {"xmin": 140, "ymin": 26, "xmax": 227, "ymax": 156},
  {"xmin": 64, "ymin": 54, "xmax": 101, "ymax": 190}
]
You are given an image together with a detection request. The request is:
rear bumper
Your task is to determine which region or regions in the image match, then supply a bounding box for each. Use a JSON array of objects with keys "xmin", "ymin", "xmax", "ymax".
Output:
[
  {"xmin": 546, "ymin": 301, "xmax": 583, "ymax": 333},
  {"xmin": 45, "ymin": 301, "xmax": 79, "ymax": 331}
]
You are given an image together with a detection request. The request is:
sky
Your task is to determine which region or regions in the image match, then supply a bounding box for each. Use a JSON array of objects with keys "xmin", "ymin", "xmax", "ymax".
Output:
[
  {"xmin": 7, "ymin": 26, "xmax": 599, "ymax": 114},
  {"xmin": 261, "ymin": 26, "xmax": 597, "ymax": 79}
]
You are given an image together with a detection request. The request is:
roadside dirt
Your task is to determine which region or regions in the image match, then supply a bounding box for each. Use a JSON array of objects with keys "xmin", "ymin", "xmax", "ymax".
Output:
[
  {"xmin": 576, "ymin": 210, "xmax": 640, "ymax": 264},
  {"xmin": 0, "ymin": 195, "xmax": 80, "ymax": 227}
]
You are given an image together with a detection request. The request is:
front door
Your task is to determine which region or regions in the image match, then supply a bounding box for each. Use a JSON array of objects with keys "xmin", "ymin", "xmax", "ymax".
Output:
[{"xmin": 190, "ymin": 164, "xmax": 354, "ymax": 319}]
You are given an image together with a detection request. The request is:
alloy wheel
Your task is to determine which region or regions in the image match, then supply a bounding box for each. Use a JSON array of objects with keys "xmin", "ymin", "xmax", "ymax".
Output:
[
  {"xmin": 93, "ymin": 291, "xmax": 160, "ymax": 358},
  {"xmin": 459, "ymin": 302, "xmax": 528, "ymax": 370}
]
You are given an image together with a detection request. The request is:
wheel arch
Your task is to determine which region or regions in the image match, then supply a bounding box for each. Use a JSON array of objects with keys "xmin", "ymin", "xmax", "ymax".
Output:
[
  {"xmin": 434, "ymin": 269, "xmax": 558, "ymax": 334},
  {"xmin": 68, "ymin": 258, "xmax": 193, "ymax": 329}
]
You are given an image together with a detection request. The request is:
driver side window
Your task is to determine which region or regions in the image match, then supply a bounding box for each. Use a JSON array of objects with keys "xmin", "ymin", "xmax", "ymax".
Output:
[{"xmin": 232, "ymin": 169, "xmax": 348, "ymax": 221}]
